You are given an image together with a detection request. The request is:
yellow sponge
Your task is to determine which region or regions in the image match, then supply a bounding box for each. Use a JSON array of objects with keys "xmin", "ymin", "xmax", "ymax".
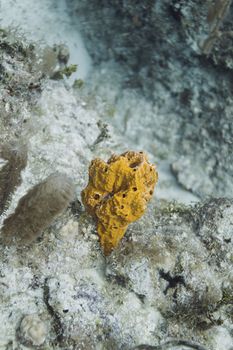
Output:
[{"xmin": 81, "ymin": 151, "xmax": 158, "ymax": 255}]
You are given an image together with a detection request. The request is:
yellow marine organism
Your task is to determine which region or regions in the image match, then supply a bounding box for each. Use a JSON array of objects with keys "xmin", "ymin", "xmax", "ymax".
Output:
[{"xmin": 81, "ymin": 151, "xmax": 158, "ymax": 255}]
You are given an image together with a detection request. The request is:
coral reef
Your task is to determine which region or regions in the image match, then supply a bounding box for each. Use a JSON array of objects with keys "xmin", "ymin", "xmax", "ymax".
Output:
[
  {"xmin": 82, "ymin": 151, "xmax": 158, "ymax": 255},
  {"xmin": 0, "ymin": 5, "xmax": 232, "ymax": 350},
  {"xmin": 1, "ymin": 173, "xmax": 74, "ymax": 245}
]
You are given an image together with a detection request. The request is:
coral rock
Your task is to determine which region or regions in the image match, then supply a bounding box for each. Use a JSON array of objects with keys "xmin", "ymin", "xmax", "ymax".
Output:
[
  {"xmin": 18, "ymin": 314, "xmax": 47, "ymax": 347},
  {"xmin": 81, "ymin": 151, "xmax": 158, "ymax": 255}
]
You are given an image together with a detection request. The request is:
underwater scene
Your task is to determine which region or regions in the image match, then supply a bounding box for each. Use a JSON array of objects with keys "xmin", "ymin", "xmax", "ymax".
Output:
[{"xmin": 0, "ymin": 0, "xmax": 232, "ymax": 349}]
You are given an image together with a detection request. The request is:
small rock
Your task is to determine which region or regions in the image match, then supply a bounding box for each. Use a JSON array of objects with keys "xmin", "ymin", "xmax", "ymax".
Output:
[{"xmin": 18, "ymin": 314, "xmax": 47, "ymax": 347}]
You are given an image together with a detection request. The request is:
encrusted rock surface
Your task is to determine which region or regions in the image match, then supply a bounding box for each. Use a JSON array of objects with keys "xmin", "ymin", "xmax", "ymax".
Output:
[
  {"xmin": 0, "ymin": 29, "xmax": 43, "ymax": 140},
  {"xmin": 1, "ymin": 193, "xmax": 233, "ymax": 349},
  {"xmin": 0, "ymin": 28, "xmax": 74, "ymax": 143}
]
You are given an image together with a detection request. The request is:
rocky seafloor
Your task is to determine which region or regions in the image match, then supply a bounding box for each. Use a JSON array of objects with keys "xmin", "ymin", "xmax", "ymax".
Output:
[{"xmin": 0, "ymin": 1, "xmax": 233, "ymax": 349}]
